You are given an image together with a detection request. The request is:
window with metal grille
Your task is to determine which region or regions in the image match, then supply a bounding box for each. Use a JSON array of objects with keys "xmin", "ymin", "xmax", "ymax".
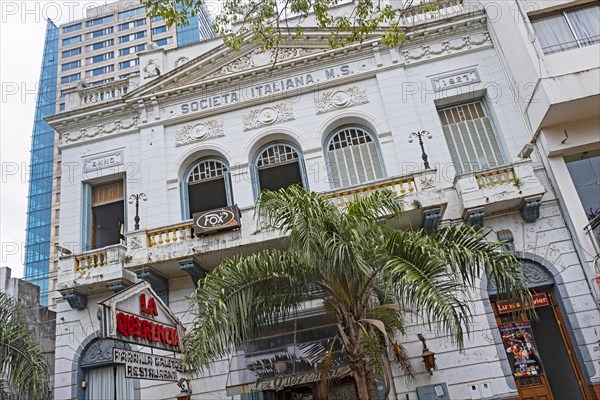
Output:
[
  {"xmin": 438, "ymin": 101, "xmax": 505, "ymax": 174},
  {"xmin": 186, "ymin": 159, "xmax": 232, "ymax": 218},
  {"xmin": 326, "ymin": 126, "xmax": 384, "ymax": 188},
  {"xmin": 255, "ymin": 143, "xmax": 305, "ymax": 194}
]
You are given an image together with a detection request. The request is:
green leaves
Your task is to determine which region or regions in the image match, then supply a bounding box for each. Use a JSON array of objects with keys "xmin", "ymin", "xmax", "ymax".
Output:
[
  {"xmin": 0, "ymin": 292, "xmax": 50, "ymax": 399},
  {"xmin": 141, "ymin": 0, "xmax": 438, "ymax": 51}
]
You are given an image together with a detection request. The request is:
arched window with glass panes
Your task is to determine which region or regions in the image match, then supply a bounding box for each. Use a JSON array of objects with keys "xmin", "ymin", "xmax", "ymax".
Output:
[
  {"xmin": 182, "ymin": 158, "xmax": 233, "ymax": 219},
  {"xmin": 253, "ymin": 143, "xmax": 307, "ymax": 197},
  {"xmin": 325, "ymin": 126, "xmax": 385, "ymax": 188}
]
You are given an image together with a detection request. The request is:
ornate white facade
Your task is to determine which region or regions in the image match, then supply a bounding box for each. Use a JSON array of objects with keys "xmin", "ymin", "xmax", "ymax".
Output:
[{"xmin": 47, "ymin": 0, "xmax": 599, "ymax": 399}]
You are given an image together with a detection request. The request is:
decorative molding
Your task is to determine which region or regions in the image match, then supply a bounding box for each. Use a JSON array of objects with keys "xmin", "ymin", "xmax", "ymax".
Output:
[
  {"xmin": 61, "ymin": 290, "xmax": 87, "ymax": 310},
  {"xmin": 520, "ymin": 197, "xmax": 541, "ymax": 223},
  {"xmin": 80, "ymin": 339, "xmax": 130, "ymax": 368},
  {"xmin": 243, "ymin": 103, "xmax": 294, "ymax": 131},
  {"xmin": 205, "ymin": 50, "xmax": 257, "ymax": 79},
  {"xmin": 174, "ymin": 56, "xmax": 189, "ymax": 68},
  {"xmin": 270, "ymin": 47, "xmax": 323, "ymax": 63},
  {"xmin": 63, "ymin": 114, "xmax": 139, "ymax": 144},
  {"xmin": 402, "ymin": 33, "xmax": 491, "ymax": 64},
  {"xmin": 422, "ymin": 209, "xmax": 442, "ymax": 236},
  {"xmin": 465, "ymin": 208, "xmax": 484, "ymax": 231},
  {"xmin": 179, "ymin": 259, "xmax": 207, "ymax": 287},
  {"xmin": 175, "ymin": 119, "xmax": 224, "ymax": 147},
  {"xmin": 314, "ymin": 86, "xmax": 368, "ymax": 114},
  {"xmin": 420, "ymin": 174, "xmax": 435, "ymax": 189},
  {"xmin": 82, "ymin": 150, "xmax": 124, "ymax": 173},
  {"xmin": 143, "ymin": 59, "xmax": 161, "ymax": 78},
  {"xmin": 128, "ymin": 236, "xmax": 142, "ymax": 251},
  {"xmin": 488, "ymin": 260, "xmax": 554, "ymax": 295},
  {"xmin": 496, "ymin": 229, "xmax": 515, "ymax": 251}
]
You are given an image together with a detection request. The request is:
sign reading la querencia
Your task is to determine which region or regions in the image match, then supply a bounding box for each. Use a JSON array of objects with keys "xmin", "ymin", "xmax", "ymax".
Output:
[{"xmin": 99, "ymin": 282, "xmax": 185, "ymax": 353}]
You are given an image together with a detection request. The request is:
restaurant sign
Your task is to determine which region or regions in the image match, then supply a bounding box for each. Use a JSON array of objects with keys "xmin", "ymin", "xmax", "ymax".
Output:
[
  {"xmin": 113, "ymin": 348, "xmax": 183, "ymax": 382},
  {"xmin": 193, "ymin": 205, "xmax": 241, "ymax": 236},
  {"xmin": 99, "ymin": 282, "xmax": 185, "ymax": 352},
  {"xmin": 496, "ymin": 293, "xmax": 549, "ymax": 315},
  {"xmin": 252, "ymin": 367, "xmax": 346, "ymax": 392}
]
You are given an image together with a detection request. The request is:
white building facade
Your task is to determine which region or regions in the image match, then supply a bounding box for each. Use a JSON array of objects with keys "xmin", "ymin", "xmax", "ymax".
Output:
[{"xmin": 47, "ymin": 0, "xmax": 599, "ymax": 399}]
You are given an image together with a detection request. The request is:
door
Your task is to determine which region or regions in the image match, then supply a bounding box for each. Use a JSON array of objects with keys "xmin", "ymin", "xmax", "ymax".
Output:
[{"xmin": 493, "ymin": 291, "xmax": 589, "ymax": 400}]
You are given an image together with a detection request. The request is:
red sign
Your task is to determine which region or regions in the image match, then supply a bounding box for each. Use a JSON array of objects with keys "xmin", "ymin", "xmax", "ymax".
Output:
[
  {"xmin": 99, "ymin": 282, "xmax": 185, "ymax": 353},
  {"xmin": 497, "ymin": 293, "xmax": 549, "ymax": 315}
]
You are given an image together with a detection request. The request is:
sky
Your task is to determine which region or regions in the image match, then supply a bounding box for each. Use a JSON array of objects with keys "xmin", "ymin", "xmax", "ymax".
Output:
[{"xmin": 1, "ymin": 0, "xmax": 121, "ymax": 278}]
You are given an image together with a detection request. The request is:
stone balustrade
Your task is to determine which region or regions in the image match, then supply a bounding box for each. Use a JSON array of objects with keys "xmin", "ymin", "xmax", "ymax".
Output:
[
  {"xmin": 475, "ymin": 167, "xmax": 516, "ymax": 189},
  {"xmin": 75, "ymin": 249, "xmax": 108, "ymax": 271},
  {"xmin": 146, "ymin": 222, "xmax": 195, "ymax": 248}
]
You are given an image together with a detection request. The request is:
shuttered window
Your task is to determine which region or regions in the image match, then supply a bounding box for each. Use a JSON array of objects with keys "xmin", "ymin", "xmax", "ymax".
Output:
[
  {"xmin": 326, "ymin": 126, "xmax": 384, "ymax": 188},
  {"xmin": 92, "ymin": 181, "xmax": 123, "ymax": 206},
  {"xmin": 438, "ymin": 102, "xmax": 505, "ymax": 174}
]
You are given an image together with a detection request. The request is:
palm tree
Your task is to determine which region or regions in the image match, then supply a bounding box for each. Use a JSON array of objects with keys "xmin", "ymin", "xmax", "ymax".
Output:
[
  {"xmin": 0, "ymin": 292, "xmax": 50, "ymax": 399},
  {"xmin": 184, "ymin": 186, "xmax": 528, "ymax": 400}
]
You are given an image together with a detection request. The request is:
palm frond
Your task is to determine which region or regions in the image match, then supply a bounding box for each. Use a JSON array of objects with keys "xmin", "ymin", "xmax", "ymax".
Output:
[
  {"xmin": 184, "ymin": 249, "xmax": 316, "ymax": 370},
  {"xmin": 0, "ymin": 293, "xmax": 49, "ymax": 399}
]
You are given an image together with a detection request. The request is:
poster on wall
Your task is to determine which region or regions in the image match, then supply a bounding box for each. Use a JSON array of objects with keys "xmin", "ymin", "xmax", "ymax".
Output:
[{"xmin": 498, "ymin": 321, "xmax": 543, "ymax": 377}]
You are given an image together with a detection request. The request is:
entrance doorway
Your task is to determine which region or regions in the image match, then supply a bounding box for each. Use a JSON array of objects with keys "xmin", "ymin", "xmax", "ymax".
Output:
[{"xmin": 489, "ymin": 260, "xmax": 592, "ymax": 400}]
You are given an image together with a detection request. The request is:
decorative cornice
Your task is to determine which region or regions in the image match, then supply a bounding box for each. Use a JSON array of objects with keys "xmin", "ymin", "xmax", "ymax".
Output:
[
  {"xmin": 175, "ymin": 119, "xmax": 224, "ymax": 147},
  {"xmin": 243, "ymin": 103, "xmax": 295, "ymax": 131},
  {"xmin": 62, "ymin": 114, "xmax": 140, "ymax": 144},
  {"xmin": 314, "ymin": 85, "xmax": 368, "ymax": 114},
  {"xmin": 402, "ymin": 32, "xmax": 491, "ymax": 64}
]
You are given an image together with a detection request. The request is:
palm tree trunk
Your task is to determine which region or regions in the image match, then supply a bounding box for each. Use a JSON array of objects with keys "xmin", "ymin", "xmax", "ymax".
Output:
[
  {"xmin": 365, "ymin": 365, "xmax": 380, "ymax": 400},
  {"xmin": 351, "ymin": 361, "xmax": 371, "ymax": 400}
]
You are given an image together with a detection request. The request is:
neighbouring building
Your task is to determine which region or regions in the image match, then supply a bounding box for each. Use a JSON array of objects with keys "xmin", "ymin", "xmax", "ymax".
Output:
[
  {"xmin": 25, "ymin": 0, "xmax": 217, "ymax": 307},
  {"xmin": 45, "ymin": 0, "xmax": 599, "ymax": 399},
  {"xmin": 0, "ymin": 267, "xmax": 56, "ymax": 395}
]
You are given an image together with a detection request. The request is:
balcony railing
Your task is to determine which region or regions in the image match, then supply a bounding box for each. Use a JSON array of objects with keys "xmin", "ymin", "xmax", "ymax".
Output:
[
  {"xmin": 476, "ymin": 167, "xmax": 515, "ymax": 189},
  {"xmin": 325, "ymin": 175, "xmax": 419, "ymax": 208},
  {"xmin": 147, "ymin": 221, "xmax": 195, "ymax": 248},
  {"xmin": 400, "ymin": 0, "xmax": 466, "ymax": 26},
  {"xmin": 75, "ymin": 249, "xmax": 108, "ymax": 271}
]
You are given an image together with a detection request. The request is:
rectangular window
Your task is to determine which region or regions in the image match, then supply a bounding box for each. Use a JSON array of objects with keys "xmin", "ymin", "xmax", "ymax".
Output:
[
  {"xmin": 63, "ymin": 23, "xmax": 82, "ymax": 33},
  {"xmin": 59, "ymin": 103, "xmax": 65, "ymax": 111},
  {"xmin": 118, "ymin": 6, "xmax": 145, "ymax": 19},
  {"xmin": 118, "ymin": 18, "xmax": 146, "ymax": 30},
  {"xmin": 89, "ymin": 78, "xmax": 115, "ymax": 86},
  {"xmin": 87, "ymin": 39, "xmax": 114, "ymax": 51},
  {"xmin": 152, "ymin": 25, "xmax": 167, "ymax": 35},
  {"xmin": 438, "ymin": 101, "xmax": 505, "ymax": 174},
  {"xmin": 565, "ymin": 149, "xmax": 600, "ymax": 221},
  {"xmin": 88, "ymin": 27, "xmax": 114, "ymax": 39},
  {"xmin": 119, "ymin": 59, "xmax": 140, "ymax": 69},
  {"xmin": 87, "ymin": 52, "xmax": 114, "ymax": 64},
  {"xmin": 62, "ymin": 35, "xmax": 81, "ymax": 46},
  {"xmin": 88, "ymin": 65, "xmax": 114, "ymax": 77},
  {"xmin": 532, "ymin": 3, "xmax": 600, "ymax": 54},
  {"xmin": 62, "ymin": 47, "xmax": 81, "ymax": 58},
  {"xmin": 119, "ymin": 31, "xmax": 146, "ymax": 43},
  {"xmin": 151, "ymin": 15, "xmax": 163, "ymax": 22},
  {"xmin": 155, "ymin": 37, "xmax": 170, "ymax": 46},
  {"xmin": 86, "ymin": 15, "xmax": 114, "ymax": 27},
  {"xmin": 61, "ymin": 60, "xmax": 80, "ymax": 71},
  {"xmin": 61, "ymin": 73, "xmax": 80, "ymax": 84},
  {"xmin": 82, "ymin": 180, "xmax": 125, "ymax": 251}
]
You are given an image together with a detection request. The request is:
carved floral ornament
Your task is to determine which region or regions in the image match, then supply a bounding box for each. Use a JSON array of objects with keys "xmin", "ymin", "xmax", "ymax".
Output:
[
  {"xmin": 63, "ymin": 115, "xmax": 139, "ymax": 144},
  {"xmin": 243, "ymin": 103, "xmax": 295, "ymax": 131},
  {"xmin": 314, "ymin": 86, "xmax": 369, "ymax": 114},
  {"xmin": 175, "ymin": 119, "xmax": 224, "ymax": 147},
  {"xmin": 402, "ymin": 32, "xmax": 491, "ymax": 64}
]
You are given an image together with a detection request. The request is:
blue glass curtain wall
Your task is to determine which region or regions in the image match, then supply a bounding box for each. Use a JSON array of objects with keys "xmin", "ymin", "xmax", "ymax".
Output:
[{"xmin": 24, "ymin": 19, "xmax": 59, "ymax": 306}]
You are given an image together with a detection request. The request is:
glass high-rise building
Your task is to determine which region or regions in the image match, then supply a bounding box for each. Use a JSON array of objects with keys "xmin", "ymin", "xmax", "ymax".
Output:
[{"xmin": 24, "ymin": 2, "xmax": 216, "ymax": 306}]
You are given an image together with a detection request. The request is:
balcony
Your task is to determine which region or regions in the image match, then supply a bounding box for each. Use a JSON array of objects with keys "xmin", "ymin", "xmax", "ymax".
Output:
[
  {"xmin": 57, "ymin": 244, "xmax": 137, "ymax": 308},
  {"xmin": 454, "ymin": 160, "xmax": 546, "ymax": 227},
  {"xmin": 56, "ymin": 170, "xmax": 448, "ymax": 304}
]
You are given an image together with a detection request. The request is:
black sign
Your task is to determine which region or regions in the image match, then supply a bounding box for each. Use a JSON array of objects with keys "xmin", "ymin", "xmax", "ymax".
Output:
[{"xmin": 193, "ymin": 205, "xmax": 241, "ymax": 235}]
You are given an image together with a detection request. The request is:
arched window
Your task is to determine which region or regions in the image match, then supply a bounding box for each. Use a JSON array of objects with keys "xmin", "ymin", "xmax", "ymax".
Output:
[
  {"xmin": 253, "ymin": 143, "xmax": 307, "ymax": 196},
  {"xmin": 326, "ymin": 126, "xmax": 385, "ymax": 188},
  {"xmin": 183, "ymin": 158, "xmax": 233, "ymax": 219}
]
